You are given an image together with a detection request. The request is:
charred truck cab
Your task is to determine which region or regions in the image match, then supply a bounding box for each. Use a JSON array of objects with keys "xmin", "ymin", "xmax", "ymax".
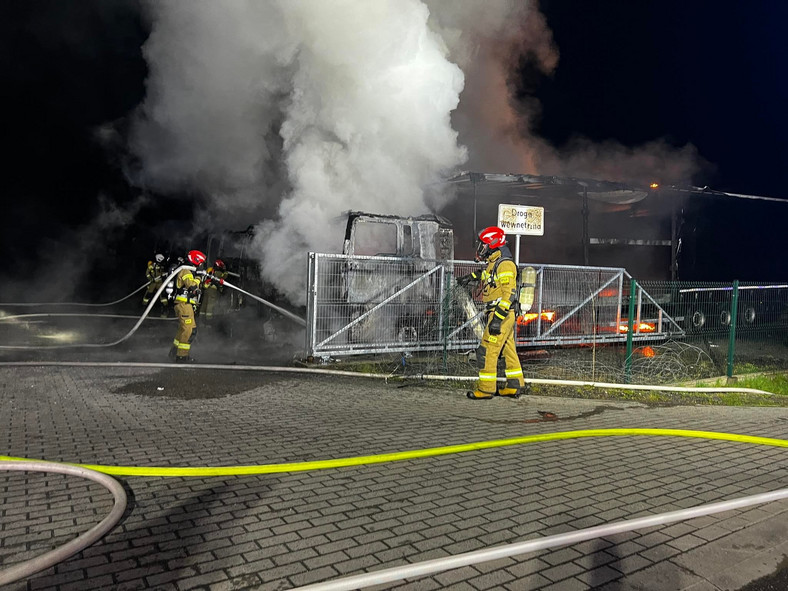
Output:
[
  {"xmin": 342, "ymin": 211, "xmax": 454, "ymax": 259},
  {"xmin": 337, "ymin": 212, "xmax": 454, "ymax": 345}
]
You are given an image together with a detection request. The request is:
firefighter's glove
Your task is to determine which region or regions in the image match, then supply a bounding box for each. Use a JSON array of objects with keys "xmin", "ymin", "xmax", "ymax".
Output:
[
  {"xmin": 488, "ymin": 315, "xmax": 502, "ymax": 335},
  {"xmin": 457, "ymin": 272, "xmax": 479, "ymax": 287},
  {"xmin": 488, "ymin": 304, "xmax": 509, "ymax": 336}
]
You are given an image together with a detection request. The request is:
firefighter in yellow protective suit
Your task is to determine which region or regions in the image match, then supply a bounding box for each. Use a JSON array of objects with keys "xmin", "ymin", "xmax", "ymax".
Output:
[
  {"xmin": 201, "ymin": 259, "xmax": 228, "ymax": 324},
  {"xmin": 142, "ymin": 254, "xmax": 168, "ymax": 313},
  {"xmin": 457, "ymin": 226, "xmax": 525, "ymax": 400},
  {"xmin": 168, "ymin": 250, "xmax": 206, "ymax": 363}
]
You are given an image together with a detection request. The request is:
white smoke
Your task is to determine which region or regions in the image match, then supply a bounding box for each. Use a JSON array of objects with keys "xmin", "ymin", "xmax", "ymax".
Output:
[
  {"xmin": 128, "ymin": 0, "xmax": 703, "ymax": 304},
  {"xmin": 130, "ymin": 0, "xmax": 477, "ymax": 303}
]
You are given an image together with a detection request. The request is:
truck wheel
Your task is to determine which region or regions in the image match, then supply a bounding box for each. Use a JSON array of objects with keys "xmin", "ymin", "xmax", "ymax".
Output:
[
  {"xmin": 719, "ymin": 310, "xmax": 731, "ymax": 327},
  {"xmin": 687, "ymin": 309, "xmax": 706, "ymax": 332},
  {"xmin": 743, "ymin": 306, "xmax": 756, "ymax": 324}
]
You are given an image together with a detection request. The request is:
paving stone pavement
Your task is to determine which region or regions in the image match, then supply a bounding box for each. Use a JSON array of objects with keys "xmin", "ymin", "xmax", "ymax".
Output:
[{"xmin": 1, "ymin": 365, "xmax": 787, "ymax": 591}]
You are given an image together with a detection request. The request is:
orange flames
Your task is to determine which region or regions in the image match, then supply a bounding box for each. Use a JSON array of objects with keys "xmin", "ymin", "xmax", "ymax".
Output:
[
  {"xmin": 636, "ymin": 346, "xmax": 657, "ymax": 357},
  {"xmin": 619, "ymin": 321, "xmax": 656, "ymax": 333},
  {"xmin": 517, "ymin": 311, "xmax": 556, "ymax": 326}
]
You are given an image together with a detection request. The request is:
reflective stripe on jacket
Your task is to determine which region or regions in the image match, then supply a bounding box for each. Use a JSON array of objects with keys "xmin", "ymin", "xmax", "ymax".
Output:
[
  {"xmin": 480, "ymin": 250, "xmax": 518, "ymax": 312},
  {"xmin": 175, "ymin": 268, "xmax": 201, "ymax": 305}
]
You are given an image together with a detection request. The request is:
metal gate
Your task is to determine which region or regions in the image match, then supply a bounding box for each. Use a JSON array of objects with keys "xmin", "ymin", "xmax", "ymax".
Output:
[{"xmin": 306, "ymin": 253, "xmax": 683, "ymax": 358}]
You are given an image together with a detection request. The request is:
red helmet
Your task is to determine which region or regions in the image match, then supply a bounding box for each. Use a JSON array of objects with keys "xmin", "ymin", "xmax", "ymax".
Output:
[
  {"xmin": 214, "ymin": 259, "xmax": 226, "ymax": 270},
  {"xmin": 187, "ymin": 250, "xmax": 207, "ymax": 267},
  {"xmin": 475, "ymin": 226, "xmax": 506, "ymax": 261}
]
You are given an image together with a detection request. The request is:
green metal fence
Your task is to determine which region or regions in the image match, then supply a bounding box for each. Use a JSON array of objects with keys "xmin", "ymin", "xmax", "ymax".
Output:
[
  {"xmin": 615, "ymin": 280, "xmax": 788, "ymax": 385},
  {"xmin": 426, "ymin": 278, "xmax": 788, "ymax": 386}
]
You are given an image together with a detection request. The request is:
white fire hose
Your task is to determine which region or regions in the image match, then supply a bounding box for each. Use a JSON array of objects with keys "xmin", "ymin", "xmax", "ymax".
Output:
[
  {"xmin": 0, "ymin": 266, "xmax": 306, "ymax": 349},
  {"xmin": 202, "ymin": 273, "xmax": 306, "ymax": 327},
  {"xmin": 290, "ymin": 487, "xmax": 788, "ymax": 591},
  {"xmin": 0, "ymin": 461, "xmax": 127, "ymax": 586},
  {"xmin": 0, "ymin": 281, "xmax": 151, "ymax": 307}
]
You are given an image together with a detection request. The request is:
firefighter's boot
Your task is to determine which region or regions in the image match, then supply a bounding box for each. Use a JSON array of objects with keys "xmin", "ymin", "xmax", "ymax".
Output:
[
  {"xmin": 466, "ymin": 390, "xmax": 494, "ymax": 400},
  {"xmin": 498, "ymin": 383, "xmax": 530, "ymax": 398},
  {"xmin": 496, "ymin": 387, "xmax": 521, "ymax": 399},
  {"xmin": 168, "ymin": 345, "xmax": 177, "ymax": 360}
]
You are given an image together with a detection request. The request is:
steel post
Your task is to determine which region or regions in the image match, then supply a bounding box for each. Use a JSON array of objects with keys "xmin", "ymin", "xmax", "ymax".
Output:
[
  {"xmin": 727, "ymin": 280, "xmax": 740, "ymax": 378},
  {"xmin": 625, "ymin": 278, "xmax": 636, "ymax": 383}
]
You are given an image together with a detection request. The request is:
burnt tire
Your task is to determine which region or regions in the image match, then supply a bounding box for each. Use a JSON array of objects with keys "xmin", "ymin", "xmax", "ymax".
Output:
[{"xmin": 686, "ymin": 309, "xmax": 707, "ymax": 333}]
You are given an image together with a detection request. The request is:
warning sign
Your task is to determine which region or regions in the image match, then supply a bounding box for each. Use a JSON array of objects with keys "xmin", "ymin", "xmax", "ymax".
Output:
[{"xmin": 497, "ymin": 204, "xmax": 545, "ymax": 236}]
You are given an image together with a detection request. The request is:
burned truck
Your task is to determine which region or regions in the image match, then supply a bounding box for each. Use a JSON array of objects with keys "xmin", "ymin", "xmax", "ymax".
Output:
[{"xmin": 307, "ymin": 212, "xmax": 459, "ymax": 353}]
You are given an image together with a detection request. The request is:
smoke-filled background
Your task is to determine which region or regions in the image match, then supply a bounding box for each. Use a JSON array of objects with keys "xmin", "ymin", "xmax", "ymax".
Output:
[{"xmin": 2, "ymin": 0, "xmax": 788, "ymax": 302}]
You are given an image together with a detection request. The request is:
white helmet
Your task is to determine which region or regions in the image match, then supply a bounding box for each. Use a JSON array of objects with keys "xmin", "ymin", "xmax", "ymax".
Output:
[{"xmin": 155, "ymin": 253, "xmax": 165, "ymax": 263}]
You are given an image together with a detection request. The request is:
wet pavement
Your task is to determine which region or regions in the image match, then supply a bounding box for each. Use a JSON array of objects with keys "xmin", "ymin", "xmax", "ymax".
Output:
[
  {"xmin": 1, "ymin": 360, "xmax": 788, "ymax": 591},
  {"xmin": 2, "ymin": 308, "xmax": 788, "ymax": 590}
]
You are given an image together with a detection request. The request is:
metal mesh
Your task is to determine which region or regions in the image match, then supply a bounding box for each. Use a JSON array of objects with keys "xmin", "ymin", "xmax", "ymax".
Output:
[
  {"xmin": 307, "ymin": 253, "xmax": 788, "ymax": 384},
  {"xmin": 308, "ymin": 253, "xmax": 450, "ymax": 355},
  {"xmin": 307, "ymin": 255, "xmax": 666, "ymax": 357}
]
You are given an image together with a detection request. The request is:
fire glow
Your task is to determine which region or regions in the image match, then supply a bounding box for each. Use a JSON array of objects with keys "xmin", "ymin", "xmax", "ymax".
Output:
[
  {"xmin": 518, "ymin": 311, "xmax": 556, "ymax": 326},
  {"xmin": 636, "ymin": 346, "xmax": 657, "ymax": 357},
  {"xmin": 618, "ymin": 321, "xmax": 656, "ymax": 333}
]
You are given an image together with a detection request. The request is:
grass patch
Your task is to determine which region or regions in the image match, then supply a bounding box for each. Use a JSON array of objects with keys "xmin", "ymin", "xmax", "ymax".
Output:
[
  {"xmin": 524, "ymin": 383, "xmax": 788, "ymax": 407},
  {"xmin": 698, "ymin": 372, "xmax": 788, "ymax": 396}
]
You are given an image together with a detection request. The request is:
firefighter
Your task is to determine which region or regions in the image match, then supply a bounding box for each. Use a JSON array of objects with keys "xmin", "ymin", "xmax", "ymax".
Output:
[
  {"xmin": 457, "ymin": 226, "xmax": 525, "ymax": 400},
  {"xmin": 168, "ymin": 250, "xmax": 206, "ymax": 363},
  {"xmin": 142, "ymin": 254, "xmax": 168, "ymax": 312},
  {"xmin": 201, "ymin": 259, "xmax": 228, "ymax": 324}
]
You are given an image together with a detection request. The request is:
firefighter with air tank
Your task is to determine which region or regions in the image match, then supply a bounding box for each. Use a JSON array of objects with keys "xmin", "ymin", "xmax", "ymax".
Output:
[
  {"xmin": 142, "ymin": 253, "xmax": 168, "ymax": 315},
  {"xmin": 458, "ymin": 226, "xmax": 525, "ymax": 400},
  {"xmin": 168, "ymin": 250, "xmax": 206, "ymax": 363},
  {"xmin": 201, "ymin": 259, "xmax": 228, "ymax": 325}
]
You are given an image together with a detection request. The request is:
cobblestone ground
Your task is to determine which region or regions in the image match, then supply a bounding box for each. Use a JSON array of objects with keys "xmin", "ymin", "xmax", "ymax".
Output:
[{"xmin": 1, "ymin": 366, "xmax": 787, "ymax": 591}]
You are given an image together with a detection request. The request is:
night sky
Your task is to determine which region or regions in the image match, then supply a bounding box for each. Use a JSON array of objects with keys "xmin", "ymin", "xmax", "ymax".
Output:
[
  {"xmin": 533, "ymin": 1, "xmax": 788, "ymax": 196},
  {"xmin": 2, "ymin": 1, "xmax": 788, "ymax": 294}
]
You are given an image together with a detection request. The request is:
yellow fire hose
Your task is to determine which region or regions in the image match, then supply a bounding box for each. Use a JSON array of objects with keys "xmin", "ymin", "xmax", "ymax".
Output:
[{"xmin": 2, "ymin": 428, "xmax": 786, "ymax": 478}]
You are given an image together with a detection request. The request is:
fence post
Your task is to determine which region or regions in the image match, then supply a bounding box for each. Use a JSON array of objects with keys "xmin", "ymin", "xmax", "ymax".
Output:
[
  {"xmin": 441, "ymin": 265, "xmax": 449, "ymax": 373},
  {"xmin": 727, "ymin": 279, "xmax": 740, "ymax": 378},
  {"xmin": 306, "ymin": 253, "xmax": 317, "ymax": 358},
  {"xmin": 625, "ymin": 278, "xmax": 636, "ymax": 383}
]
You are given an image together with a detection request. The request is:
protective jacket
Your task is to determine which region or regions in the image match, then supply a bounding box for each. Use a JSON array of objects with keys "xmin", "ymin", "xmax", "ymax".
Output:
[
  {"xmin": 146, "ymin": 260, "xmax": 164, "ymax": 283},
  {"xmin": 171, "ymin": 268, "xmax": 201, "ymax": 360},
  {"xmin": 201, "ymin": 265, "xmax": 227, "ymax": 321},
  {"xmin": 203, "ymin": 266, "xmax": 227, "ymax": 293},
  {"xmin": 175, "ymin": 268, "xmax": 201, "ymax": 306},
  {"xmin": 480, "ymin": 249, "xmax": 518, "ymax": 313},
  {"xmin": 469, "ymin": 245, "xmax": 525, "ymax": 398},
  {"xmin": 143, "ymin": 260, "xmax": 167, "ymax": 306}
]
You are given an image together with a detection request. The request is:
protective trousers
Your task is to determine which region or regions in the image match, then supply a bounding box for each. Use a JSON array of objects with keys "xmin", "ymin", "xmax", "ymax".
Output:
[
  {"xmin": 173, "ymin": 301, "xmax": 196, "ymax": 358},
  {"xmin": 473, "ymin": 310, "xmax": 524, "ymax": 397},
  {"xmin": 143, "ymin": 280, "xmax": 163, "ymax": 304},
  {"xmin": 202, "ymin": 287, "xmax": 218, "ymax": 321}
]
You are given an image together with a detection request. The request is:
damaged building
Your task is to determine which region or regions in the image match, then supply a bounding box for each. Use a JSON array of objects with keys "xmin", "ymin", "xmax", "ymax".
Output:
[{"xmin": 441, "ymin": 172, "xmax": 788, "ymax": 282}]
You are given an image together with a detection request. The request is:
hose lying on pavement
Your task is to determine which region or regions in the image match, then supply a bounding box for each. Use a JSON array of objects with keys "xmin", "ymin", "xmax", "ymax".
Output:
[
  {"xmin": 0, "ymin": 461, "xmax": 127, "ymax": 587},
  {"xmin": 0, "ymin": 360, "xmax": 778, "ymax": 397},
  {"xmin": 0, "ymin": 266, "xmax": 307, "ymax": 348},
  {"xmin": 1, "ymin": 430, "xmax": 786, "ymax": 587},
  {"xmin": 2, "ymin": 428, "xmax": 786, "ymax": 477},
  {"xmin": 291, "ymin": 486, "xmax": 788, "ymax": 591},
  {"xmin": 1, "ymin": 430, "xmax": 785, "ymax": 586},
  {"xmin": 0, "ymin": 313, "xmax": 173, "ymax": 322},
  {"xmin": 0, "ymin": 267, "xmax": 189, "ymax": 350},
  {"xmin": 0, "ymin": 282, "xmax": 151, "ymax": 307}
]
